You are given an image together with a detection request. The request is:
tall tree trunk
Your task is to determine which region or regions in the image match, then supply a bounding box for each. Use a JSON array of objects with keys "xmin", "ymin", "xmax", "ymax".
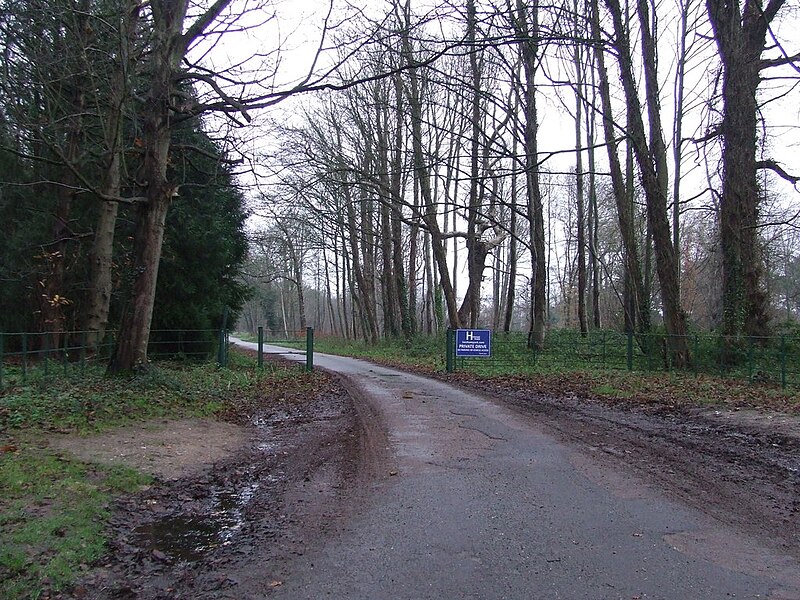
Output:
[
  {"xmin": 511, "ymin": 0, "xmax": 546, "ymax": 349},
  {"xmin": 672, "ymin": 0, "xmax": 691, "ymax": 303},
  {"xmin": 424, "ymin": 231, "xmax": 436, "ymax": 333},
  {"xmin": 399, "ymin": 0, "xmax": 461, "ymax": 329},
  {"xmin": 503, "ymin": 156, "xmax": 518, "ymax": 333},
  {"xmin": 286, "ymin": 237, "xmax": 307, "ymax": 330},
  {"xmin": 110, "ymin": 2, "xmax": 182, "ymax": 372},
  {"xmin": 110, "ymin": 0, "xmax": 234, "ymax": 372},
  {"xmin": 323, "ymin": 245, "xmax": 340, "ymax": 336},
  {"xmin": 41, "ymin": 2, "xmax": 91, "ymax": 348},
  {"xmin": 84, "ymin": 0, "xmax": 141, "ymax": 346},
  {"xmin": 457, "ymin": 0, "xmax": 484, "ymax": 328},
  {"xmin": 391, "ymin": 71, "xmax": 412, "ymax": 337},
  {"xmin": 374, "ymin": 84, "xmax": 400, "ymax": 337},
  {"xmin": 604, "ymin": 0, "xmax": 690, "ymax": 366},
  {"xmin": 574, "ymin": 0, "xmax": 588, "ymax": 336},
  {"xmin": 345, "ymin": 181, "xmax": 379, "ymax": 343},
  {"xmin": 706, "ymin": 0, "xmax": 782, "ymax": 340},
  {"xmin": 586, "ymin": 70, "xmax": 602, "ymax": 328},
  {"xmin": 591, "ymin": 0, "xmax": 650, "ymax": 339}
]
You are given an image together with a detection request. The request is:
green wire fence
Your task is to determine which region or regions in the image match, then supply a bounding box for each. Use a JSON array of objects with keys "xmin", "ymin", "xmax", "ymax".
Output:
[
  {"xmin": 446, "ymin": 329, "xmax": 800, "ymax": 388},
  {"xmin": 0, "ymin": 329, "xmax": 231, "ymax": 389}
]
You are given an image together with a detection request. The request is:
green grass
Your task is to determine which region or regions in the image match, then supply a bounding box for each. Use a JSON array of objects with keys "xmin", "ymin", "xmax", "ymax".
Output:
[
  {"xmin": 0, "ymin": 448, "xmax": 152, "ymax": 598},
  {"xmin": 0, "ymin": 353, "xmax": 309, "ymax": 598},
  {"xmin": 311, "ymin": 332, "xmax": 800, "ymax": 413},
  {"xmin": 592, "ymin": 384, "xmax": 634, "ymax": 399},
  {"xmin": 0, "ymin": 356, "xmax": 297, "ymax": 434},
  {"xmin": 314, "ymin": 330, "xmax": 800, "ymax": 384},
  {"xmin": 314, "ymin": 335, "xmax": 446, "ymax": 370}
]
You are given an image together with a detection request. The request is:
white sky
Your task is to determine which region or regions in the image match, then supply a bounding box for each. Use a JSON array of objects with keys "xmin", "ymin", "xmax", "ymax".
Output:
[{"xmin": 193, "ymin": 0, "xmax": 800, "ymax": 299}]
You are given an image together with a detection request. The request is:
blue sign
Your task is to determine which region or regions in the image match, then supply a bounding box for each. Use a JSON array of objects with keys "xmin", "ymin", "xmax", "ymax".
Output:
[{"xmin": 455, "ymin": 329, "xmax": 492, "ymax": 357}]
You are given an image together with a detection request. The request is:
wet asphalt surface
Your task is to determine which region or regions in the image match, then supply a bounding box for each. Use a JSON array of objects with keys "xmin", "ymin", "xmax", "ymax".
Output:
[{"xmin": 232, "ymin": 339, "xmax": 800, "ymax": 600}]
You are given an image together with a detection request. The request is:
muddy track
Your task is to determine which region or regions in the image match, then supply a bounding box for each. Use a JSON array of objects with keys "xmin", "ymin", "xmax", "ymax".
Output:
[
  {"xmin": 455, "ymin": 379, "xmax": 800, "ymax": 560},
  {"xmin": 69, "ymin": 373, "xmax": 369, "ymax": 600}
]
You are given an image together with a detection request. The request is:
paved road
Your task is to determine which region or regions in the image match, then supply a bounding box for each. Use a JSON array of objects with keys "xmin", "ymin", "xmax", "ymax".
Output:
[{"xmin": 233, "ymin": 339, "xmax": 800, "ymax": 599}]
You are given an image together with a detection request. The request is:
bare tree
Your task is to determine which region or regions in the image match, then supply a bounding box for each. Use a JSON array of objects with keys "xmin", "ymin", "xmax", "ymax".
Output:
[
  {"xmin": 603, "ymin": 0, "xmax": 690, "ymax": 365},
  {"xmin": 705, "ymin": 0, "xmax": 795, "ymax": 342}
]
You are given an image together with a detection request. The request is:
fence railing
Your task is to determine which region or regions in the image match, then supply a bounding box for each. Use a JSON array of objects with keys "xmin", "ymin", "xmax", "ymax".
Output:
[
  {"xmin": 0, "ymin": 329, "xmax": 229, "ymax": 389},
  {"xmin": 253, "ymin": 326, "xmax": 314, "ymax": 372},
  {"xmin": 446, "ymin": 329, "xmax": 800, "ymax": 388}
]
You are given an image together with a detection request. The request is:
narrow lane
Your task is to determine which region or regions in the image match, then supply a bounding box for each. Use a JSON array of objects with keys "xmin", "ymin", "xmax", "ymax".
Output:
[{"xmin": 233, "ymin": 339, "xmax": 800, "ymax": 599}]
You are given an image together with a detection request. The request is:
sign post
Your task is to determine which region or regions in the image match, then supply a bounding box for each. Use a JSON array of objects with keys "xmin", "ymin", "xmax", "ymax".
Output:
[{"xmin": 455, "ymin": 329, "xmax": 492, "ymax": 358}]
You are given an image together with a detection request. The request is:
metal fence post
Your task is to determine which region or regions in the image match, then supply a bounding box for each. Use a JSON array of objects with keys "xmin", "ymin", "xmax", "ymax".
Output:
[
  {"xmin": 218, "ymin": 307, "xmax": 230, "ymax": 367},
  {"xmin": 306, "ymin": 327, "xmax": 314, "ymax": 372},
  {"xmin": 43, "ymin": 334, "xmax": 50, "ymax": 381},
  {"xmin": 446, "ymin": 328, "xmax": 455, "ymax": 373},
  {"xmin": 627, "ymin": 330, "xmax": 634, "ymax": 371},
  {"xmin": 62, "ymin": 334, "xmax": 68, "ymax": 376},
  {"xmin": 217, "ymin": 329, "xmax": 226, "ymax": 367},
  {"xmin": 80, "ymin": 331, "xmax": 87, "ymax": 375},
  {"xmin": 22, "ymin": 333, "xmax": 27, "ymax": 384},
  {"xmin": 258, "ymin": 326, "xmax": 264, "ymax": 369},
  {"xmin": 780, "ymin": 334, "xmax": 787, "ymax": 389}
]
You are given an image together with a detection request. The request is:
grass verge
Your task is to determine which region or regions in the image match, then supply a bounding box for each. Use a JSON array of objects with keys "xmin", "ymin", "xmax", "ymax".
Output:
[{"xmin": 312, "ymin": 334, "xmax": 800, "ymax": 413}]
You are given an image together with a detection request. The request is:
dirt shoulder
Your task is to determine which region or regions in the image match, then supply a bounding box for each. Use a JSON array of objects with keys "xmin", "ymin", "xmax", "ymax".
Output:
[{"xmin": 47, "ymin": 419, "xmax": 249, "ymax": 482}]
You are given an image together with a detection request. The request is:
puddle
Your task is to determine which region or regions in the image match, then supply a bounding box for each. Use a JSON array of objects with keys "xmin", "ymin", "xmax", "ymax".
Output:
[
  {"xmin": 257, "ymin": 440, "xmax": 279, "ymax": 453},
  {"xmin": 252, "ymin": 412, "xmax": 289, "ymax": 427},
  {"xmin": 133, "ymin": 482, "xmax": 259, "ymax": 561}
]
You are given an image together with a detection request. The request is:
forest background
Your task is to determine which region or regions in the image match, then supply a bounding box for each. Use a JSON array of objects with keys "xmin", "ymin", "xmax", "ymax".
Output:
[{"xmin": 1, "ymin": 0, "xmax": 799, "ymax": 372}]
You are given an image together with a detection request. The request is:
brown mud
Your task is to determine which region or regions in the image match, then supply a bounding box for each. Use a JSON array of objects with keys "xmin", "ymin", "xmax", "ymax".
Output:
[
  {"xmin": 55, "ymin": 361, "xmax": 379, "ymax": 600},
  {"xmin": 445, "ymin": 373, "xmax": 800, "ymax": 562}
]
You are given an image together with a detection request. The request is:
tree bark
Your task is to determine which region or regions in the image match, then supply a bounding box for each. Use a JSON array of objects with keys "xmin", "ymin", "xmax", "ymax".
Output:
[
  {"xmin": 84, "ymin": 0, "xmax": 141, "ymax": 345},
  {"xmin": 510, "ymin": 0, "xmax": 546, "ymax": 349},
  {"xmin": 573, "ymin": 0, "xmax": 588, "ymax": 336},
  {"xmin": 457, "ymin": 0, "xmax": 484, "ymax": 328},
  {"xmin": 706, "ymin": 0, "xmax": 783, "ymax": 340},
  {"xmin": 590, "ymin": 0, "xmax": 650, "ymax": 337},
  {"xmin": 399, "ymin": 0, "xmax": 461, "ymax": 329},
  {"xmin": 586, "ymin": 71, "xmax": 602, "ymax": 329}
]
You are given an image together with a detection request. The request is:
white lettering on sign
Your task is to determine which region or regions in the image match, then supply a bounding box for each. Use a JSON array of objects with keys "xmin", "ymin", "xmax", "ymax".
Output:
[{"xmin": 455, "ymin": 329, "xmax": 492, "ymax": 357}]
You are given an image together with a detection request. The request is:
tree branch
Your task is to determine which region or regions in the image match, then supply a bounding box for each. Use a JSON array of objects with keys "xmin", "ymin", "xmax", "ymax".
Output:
[
  {"xmin": 181, "ymin": 0, "xmax": 234, "ymax": 55},
  {"xmin": 757, "ymin": 159, "xmax": 800, "ymax": 185}
]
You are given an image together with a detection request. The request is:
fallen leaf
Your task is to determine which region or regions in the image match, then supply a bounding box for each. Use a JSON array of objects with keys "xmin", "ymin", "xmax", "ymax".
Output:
[{"xmin": 151, "ymin": 549, "xmax": 169, "ymax": 562}]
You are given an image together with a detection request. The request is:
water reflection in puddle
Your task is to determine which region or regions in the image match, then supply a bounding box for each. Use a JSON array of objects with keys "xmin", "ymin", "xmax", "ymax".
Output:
[
  {"xmin": 258, "ymin": 440, "xmax": 279, "ymax": 453},
  {"xmin": 133, "ymin": 482, "xmax": 259, "ymax": 561}
]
